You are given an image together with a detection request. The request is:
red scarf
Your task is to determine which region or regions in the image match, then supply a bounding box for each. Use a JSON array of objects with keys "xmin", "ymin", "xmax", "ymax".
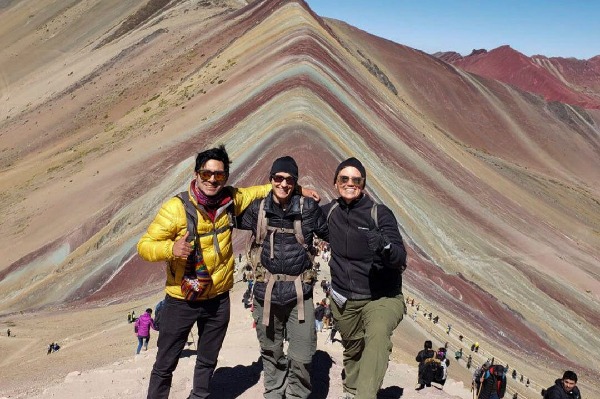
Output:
[{"xmin": 190, "ymin": 179, "xmax": 232, "ymax": 222}]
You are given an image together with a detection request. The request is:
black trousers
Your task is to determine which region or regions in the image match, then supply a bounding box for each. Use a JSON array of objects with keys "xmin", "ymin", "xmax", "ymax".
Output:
[{"xmin": 147, "ymin": 293, "xmax": 230, "ymax": 399}]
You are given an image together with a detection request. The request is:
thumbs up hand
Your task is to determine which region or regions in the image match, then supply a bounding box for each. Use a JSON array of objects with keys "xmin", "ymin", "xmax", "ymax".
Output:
[{"xmin": 173, "ymin": 231, "xmax": 193, "ymax": 258}]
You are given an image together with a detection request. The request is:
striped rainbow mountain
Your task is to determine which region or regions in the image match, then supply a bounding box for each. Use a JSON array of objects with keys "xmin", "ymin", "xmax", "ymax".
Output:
[{"xmin": 1, "ymin": 0, "xmax": 599, "ymax": 389}]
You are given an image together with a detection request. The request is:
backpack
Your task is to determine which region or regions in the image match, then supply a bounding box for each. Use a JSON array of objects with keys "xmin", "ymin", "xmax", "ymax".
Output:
[
  {"xmin": 423, "ymin": 356, "xmax": 444, "ymax": 383},
  {"xmin": 245, "ymin": 196, "xmax": 312, "ymax": 280},
  {"xmin": 246, "ymin": 196, "xmax": 316, "ymax": 326},
  {"xmin": 483, "ymin": 365, "xmax": 506, "ymax": 397},
  {"xmin": 176, "ymin": 190, "xmax": 235, "ymax": 301}
]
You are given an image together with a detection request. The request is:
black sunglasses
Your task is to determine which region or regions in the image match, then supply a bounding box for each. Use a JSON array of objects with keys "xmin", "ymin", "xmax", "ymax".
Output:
[
  {"xmin": 337, "ymin": 175, "xmax": 364, "ymax": 186},
  {"xmin": 271, "ymin": 174, "xmax": 296, "ymax": 184}
]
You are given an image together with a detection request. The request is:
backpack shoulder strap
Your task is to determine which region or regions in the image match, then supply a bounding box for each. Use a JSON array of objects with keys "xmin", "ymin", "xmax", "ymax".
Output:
[
  {"xmin": 326, "ymin": 202, "xmax": 339, "ymax": 223},
  {"xmin": 371, "ymin": 203, "xmax": 379, "ymax": 229},
  {"xmin": 255, "ymin": 198, "xmax": 267, "ymax": 244},
  {"xmin": 176, "ymin": 192, "xmax": 198, "ymax": 241},
  {"xmin": 294, "ymin": 196, "xmax": 305, "ymax": 246}
]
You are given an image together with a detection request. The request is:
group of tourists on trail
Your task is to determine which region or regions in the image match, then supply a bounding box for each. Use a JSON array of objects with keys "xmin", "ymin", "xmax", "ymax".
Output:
[
  {"xmin": 414, "ymin": 347, "xmax": 582, "ymax": 399},
  {"xmin": 136, "ymin": 145, "xmax": 582, "ymax": 399},
  {"xmin": 415, "ymin": 340, "xmax": 450, "ymax": 390}
]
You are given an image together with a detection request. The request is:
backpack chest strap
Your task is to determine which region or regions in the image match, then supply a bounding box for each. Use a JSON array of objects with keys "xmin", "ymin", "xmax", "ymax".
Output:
[
  {"xmin": 261, "ymin": 271, "xmax": 305, "ymax": 326},
  {"xmin": 197, "ymin": 225, "xmax": 231, "ymax": 255}
]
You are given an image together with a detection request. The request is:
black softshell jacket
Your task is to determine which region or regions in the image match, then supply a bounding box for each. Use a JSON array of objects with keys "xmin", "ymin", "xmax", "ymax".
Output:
[
  {"xmin": 322, "ymin": 194, "xmax": 406, "ymax": 300},
  {"xmin": 240, "ymin": 193, "xmax": 328, "ymax": 305}
]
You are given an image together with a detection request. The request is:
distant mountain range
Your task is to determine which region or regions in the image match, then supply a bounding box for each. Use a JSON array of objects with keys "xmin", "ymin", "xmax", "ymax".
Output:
[{"xmin": 434, "ymin": 45, "xmax": 600, "ymax": 109}]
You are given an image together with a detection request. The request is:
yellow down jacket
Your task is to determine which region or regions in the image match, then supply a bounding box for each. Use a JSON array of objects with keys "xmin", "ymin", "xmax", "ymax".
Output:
[{"xmin": 137, "ymin": 184, "xmax": 271, "ymax": 300}]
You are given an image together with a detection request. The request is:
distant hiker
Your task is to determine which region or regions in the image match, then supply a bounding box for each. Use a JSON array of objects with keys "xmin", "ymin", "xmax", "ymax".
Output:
[
  {"xmin": 326, "ymin": 319, "xmax": 338, "ymax": 344},
  {"xmin": 320, "ymin": 279, "xmax": 328, "ymax": 294},
  {"xmin": 434, "ymin": 347, "xmax": 450, "ymax": 387},
  {"xmin": 526, "ymin": 378, "xmax": 530, "ymax": 387},
  {"xmin": 323, "ymin": 302, "xmax": 332, "ymax": 329},
  {"xmin": 520, "ymin": 374, "xmax": 524, "ymax": 383},
  {"xmin": 239, "ymin": 253, "xmax": 242, "ymax": 263},
  {"xmin": 477, "ymin": 364, "xmax": 507, "ymax": 399},
  {"xmin": 466, "ymin": 355, "xmax": 472, "ymax": 369},
  {"xmin": 475, "ymin": 341, "xmax": 480, "ymax": 352},
  {"xmin": 471, "ymin": 343, "xmax": 476, "ymax": 351},
  {"xmin": 433, "ymin": 315, "xmax": 439, "ymax": 324},
  {"xmin": 153, "ymin": 300, "xmax": 164, "ymax": 331},
  {"xmin": 238, "ymin": 156, "xmax": 328, "ymax": 399},
  {"xmin": 314, "ymin": 301, "xmax": 325, "ymax": 332},
  {"xmin": 472, "ymin": 360, "xmax": 491, "ymax": 394},
  {"xmin": 137, "ymin": 146, "xmax": 288, "ymax": 398},
  {"xmin": 415, "ymin": 340, "xmax": 436, "ymax": 390},
  {"xmin": 131, "ymin": 310, "xmax": 136, "ymax": 321},
  {"xmin": 446, "ymin": 324, "xmax": 452, "ymax": 334},
  {"xmin": 52, "ymin": 342, "xmax": 60, "ymax": 352},
  {"xmin": 455, "ymin": 347, "xmax": 463, "ymax": 360},
  {"xmin": 127, "ymin": 312, "xmax": 132, "ymax": 323},
  {"xmin": 322, "ymin": 157, "xmax": 407, "ymax": 399},
  {"xmin": 544, "ymin": 371, "xmax": 581, "ymax": 399},
  {"xmin": 6, "ymin": 328, "xmax": 10, "ymax": 337},
  {"xmin": 512, "ymin": 369, "xmax": 517, "ymax": 379},
  {"xmin": 47, "ymin": 343, "xmax": 53, "ymax": 355},
  {"xmin": 512, "ymin": 393, "xmax": 518, "ymax": 399},
  {"xmin": 444, "ymin": 341, "xmax": 448, "ymax": 349},
  {"xmin": 135, "ymin": 308, "xmax": 157, "ymax": 354}
]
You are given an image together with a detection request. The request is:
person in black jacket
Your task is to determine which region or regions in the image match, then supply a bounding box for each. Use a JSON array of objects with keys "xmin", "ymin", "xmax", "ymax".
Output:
[
  {"xmin": 478, "ymin": 364, "xmax": 507, "ymax": 399},
  {"xmin": 321, "ymin": 157, "xmax": 407, "ymax": 399},
  {"xmin": 239, "ymin": 156, "xmax": 328, "ymax": 399},
  {"xmin": 415, "ymin": 340, "xmax": 436, "ymax": 390},
  {"xmin": 544, "ymin": 371, "xmax": 582, "ymax": 399}
]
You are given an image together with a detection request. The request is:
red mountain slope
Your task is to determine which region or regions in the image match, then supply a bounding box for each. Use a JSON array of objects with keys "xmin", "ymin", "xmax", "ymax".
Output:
[{"xmin": 439, "ymin": 45, "xmax": 600, "ymax": 109}]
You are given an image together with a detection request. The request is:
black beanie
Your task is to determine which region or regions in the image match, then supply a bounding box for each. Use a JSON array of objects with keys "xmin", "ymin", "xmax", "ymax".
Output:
[
  {"xmin": 333, "ymin": 157, "xmax": 366, "ymax": 185},
  {"xmin": 270, "ymin": 156, "xmax": 298, "ymax": 179}
]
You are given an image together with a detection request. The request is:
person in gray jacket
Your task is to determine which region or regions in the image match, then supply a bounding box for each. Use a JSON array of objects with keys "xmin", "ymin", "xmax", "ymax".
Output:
[{"xmin": 239, "ymin": 156, "xmax": 328, "ymax": 399}]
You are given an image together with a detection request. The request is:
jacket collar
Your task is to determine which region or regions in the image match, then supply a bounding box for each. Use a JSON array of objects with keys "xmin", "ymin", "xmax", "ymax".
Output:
[{"xmin": 265, "ymin": 192, "xmax": 301, "ymax": 216}]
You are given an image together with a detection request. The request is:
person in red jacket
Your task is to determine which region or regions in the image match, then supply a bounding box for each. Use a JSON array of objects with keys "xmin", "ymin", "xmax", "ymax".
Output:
[{"xmin": 135, "ymin": 308, "xmax": 157, "ymax": 354}]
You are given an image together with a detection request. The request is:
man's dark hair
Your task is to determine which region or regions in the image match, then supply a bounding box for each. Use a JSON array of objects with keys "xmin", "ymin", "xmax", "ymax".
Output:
[
  {"xmin": 562, "ymin": 370, "xmax": 577, "ymax": 382},
  {"xmin": 424, "ymin": 340, "xmax": 432, "ymax": 349},
  {"xmin": 146, "ymin": 308, "xmax": 152, "ymax": 313},
  {"xmin": 195, "ymin": 145, "xmax": 231, "ymax": 174}
]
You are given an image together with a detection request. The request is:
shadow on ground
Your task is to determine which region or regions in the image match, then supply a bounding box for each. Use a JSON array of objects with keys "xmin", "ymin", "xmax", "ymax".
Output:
[
  {"xmin": 211, "ymin": 358, "xmax": 263, "ymax": 398},
  {"xmin": 310, "ymin": 349, "xmax": 334, "ymax": 398}
]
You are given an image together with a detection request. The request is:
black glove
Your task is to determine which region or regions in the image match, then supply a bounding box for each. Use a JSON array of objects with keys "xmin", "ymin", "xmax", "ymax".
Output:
[{"xmin": 366, "ymin": 230, "xmax": 388, "ymax": 252}]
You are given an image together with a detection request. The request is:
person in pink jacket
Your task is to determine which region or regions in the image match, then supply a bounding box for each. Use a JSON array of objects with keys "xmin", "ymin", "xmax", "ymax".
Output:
[{"xmin": 135, "ymin": 308, "xmax": 157, "ymax": 354}]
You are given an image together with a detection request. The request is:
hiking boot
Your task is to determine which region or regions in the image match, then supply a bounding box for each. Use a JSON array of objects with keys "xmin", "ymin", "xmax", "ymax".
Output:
[{"xmin": 415, "ymin": 384, "xmax": 425, "ymax": 391}]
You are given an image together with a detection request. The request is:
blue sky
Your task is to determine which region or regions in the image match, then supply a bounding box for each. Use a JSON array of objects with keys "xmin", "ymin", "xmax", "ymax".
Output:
[{"xmin": 305, "ymin": 1, "xmax": 599, "ymax": 60}]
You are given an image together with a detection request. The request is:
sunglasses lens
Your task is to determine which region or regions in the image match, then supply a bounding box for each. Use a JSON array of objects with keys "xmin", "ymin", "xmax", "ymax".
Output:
[
  {"xmin": 338, "ymin": 176, "xmax": 364, "ymax": 185},
  {"xmin": 213, "ymin": 171, "xmax": 227, "ymax": 182},
  {"xmin": 351, "ymin": 177, "xmax": 364, "ymax": 185},
  {"xmin": 272, "ymin": 175, "xmax": 295, "ymax": 184},
  {"xmin": 199, "ymin": 170, "xmax": 227, "ymax": 181}
]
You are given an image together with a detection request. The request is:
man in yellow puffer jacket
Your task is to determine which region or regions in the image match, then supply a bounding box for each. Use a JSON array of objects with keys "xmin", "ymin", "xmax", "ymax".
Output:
[{"xmin": 137, "ymin": 145, "xmax": 317, "ymax": 399}]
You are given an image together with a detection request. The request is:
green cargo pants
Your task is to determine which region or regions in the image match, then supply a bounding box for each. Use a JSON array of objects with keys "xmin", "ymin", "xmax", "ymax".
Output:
[
  {"xmin": 253, "ymin": 297, "xmax": 316, "ymax": 399},
  {"xmin": 331, "ymin": 293, "xmax": 405, "ymax": 399}
]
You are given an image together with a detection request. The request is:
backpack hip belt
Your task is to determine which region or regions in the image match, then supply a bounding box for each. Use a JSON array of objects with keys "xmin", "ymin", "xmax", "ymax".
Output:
[{"xmin": 261, "ymin": 270, "xmax": 305, "ymax": 327}]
